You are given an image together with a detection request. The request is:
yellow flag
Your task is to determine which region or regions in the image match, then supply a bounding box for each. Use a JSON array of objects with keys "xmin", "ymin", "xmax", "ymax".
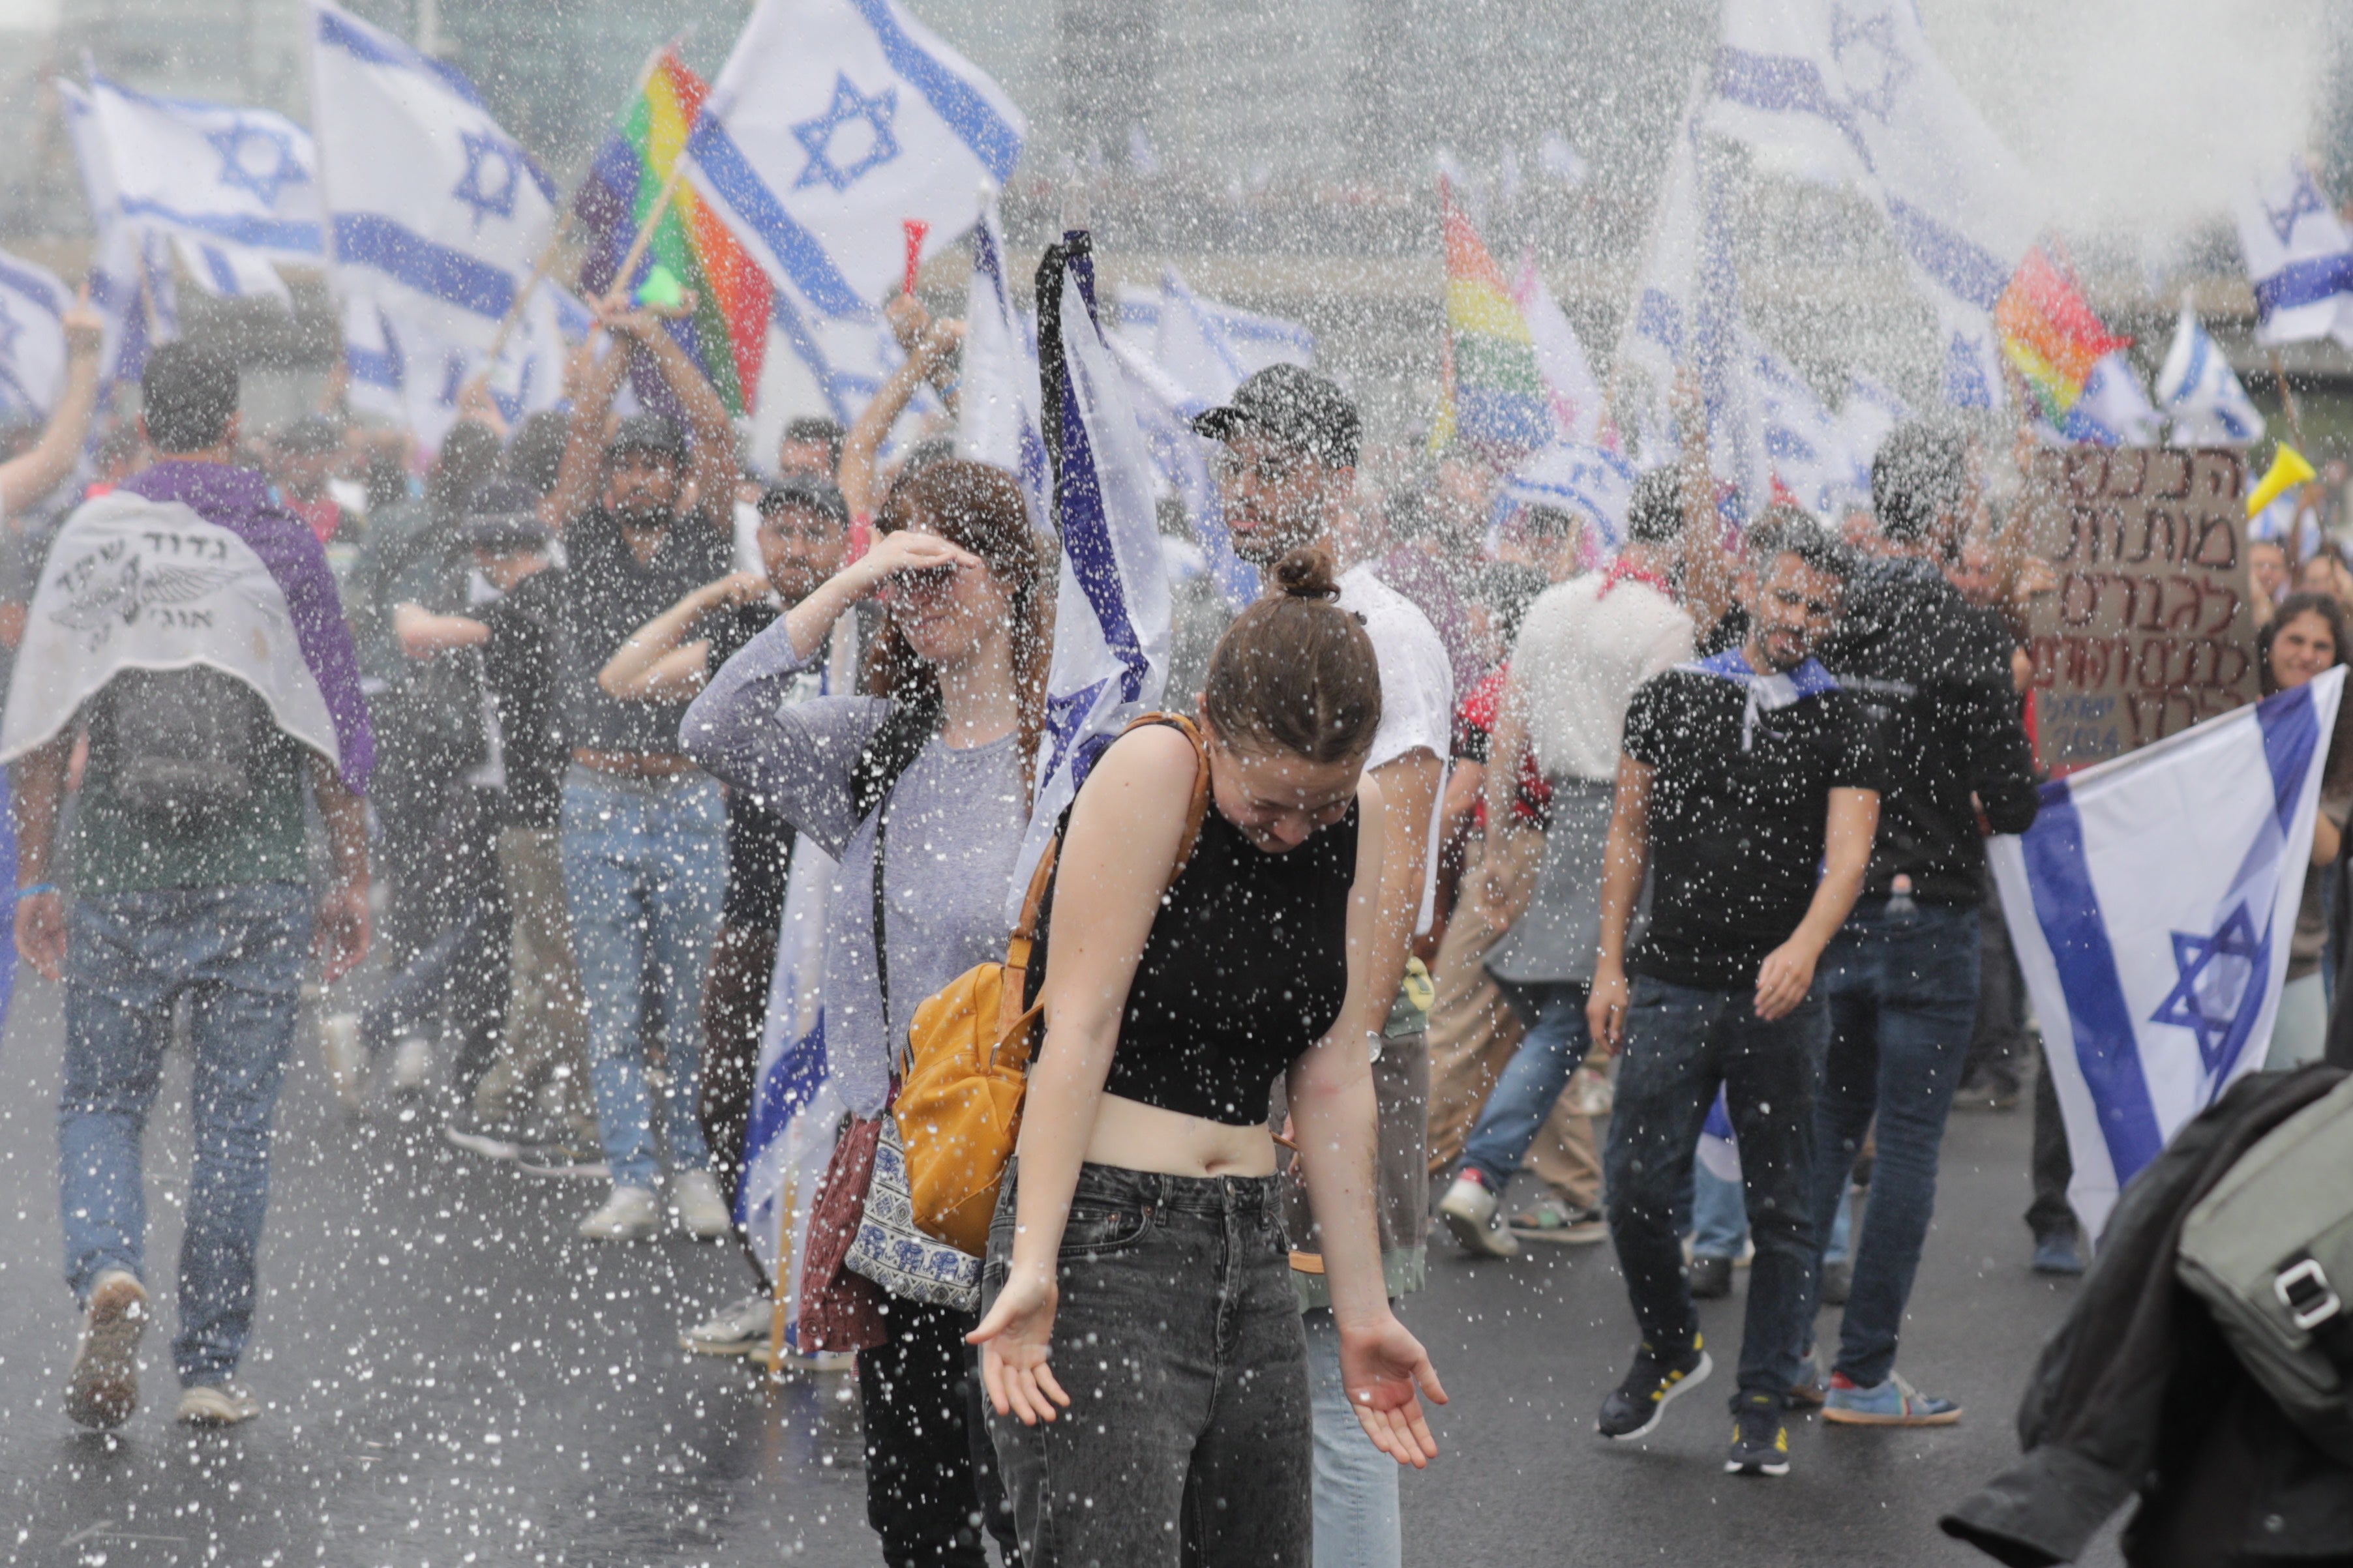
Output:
[{"xmin": 2247, "ymin": 443, "xmax": 2318, "ymax": 519}]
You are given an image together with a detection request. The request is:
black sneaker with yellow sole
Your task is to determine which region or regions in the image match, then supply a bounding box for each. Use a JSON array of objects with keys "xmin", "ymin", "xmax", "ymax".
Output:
[
  {"xmin": 1596, "ymin": 1335, "xmax": 1712, "ymax": 1440},
  {"xmin": 1726, "ymin": 1392, "xmax": 1791, "ymax": 1476}
]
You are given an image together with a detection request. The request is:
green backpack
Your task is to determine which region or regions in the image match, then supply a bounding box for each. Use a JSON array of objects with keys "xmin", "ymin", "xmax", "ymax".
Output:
[{"xmin": 2176, "ymin": 1071, "xmax": 2353, "ymax": 1464}]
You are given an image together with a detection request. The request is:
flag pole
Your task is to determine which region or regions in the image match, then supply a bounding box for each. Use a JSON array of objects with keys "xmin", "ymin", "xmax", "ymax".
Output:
[
  {"xmin": 601, "ymin": 158, "xmax": 691, "ymax": 311},
  {"xmin": 2267, "ymin": 348, "xmax": 2311, "ymax": 454},
  {"xmin": 483, "ymin": 211, "xmax": 572, "ymax": 363},
  {"xmin": 766, "ymin": 1173, "xmax": 794, "ymax": 1381}
]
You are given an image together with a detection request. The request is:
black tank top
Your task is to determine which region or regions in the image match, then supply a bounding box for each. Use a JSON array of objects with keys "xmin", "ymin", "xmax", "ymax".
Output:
[{"xmin": 1030, "ymin": 786, "xmax": 1360, "ymax": 1127}]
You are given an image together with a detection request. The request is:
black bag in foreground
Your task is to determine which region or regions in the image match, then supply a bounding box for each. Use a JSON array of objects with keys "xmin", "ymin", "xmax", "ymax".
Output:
[{"xmin": 89, "ymin": 665, "xmax": 269, "ymax": 826}]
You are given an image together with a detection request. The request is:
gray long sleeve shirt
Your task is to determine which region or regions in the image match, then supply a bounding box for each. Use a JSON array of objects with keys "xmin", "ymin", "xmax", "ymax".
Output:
[{"xmin": 681, "ymin": 615, "xmax": 1028, "ymax": 1117}]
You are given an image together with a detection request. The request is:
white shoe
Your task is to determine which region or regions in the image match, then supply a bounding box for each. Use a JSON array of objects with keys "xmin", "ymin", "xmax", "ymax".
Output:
[
  {"xmin": 671, "ymin": 1170, "xmax": 734, "ymax": 1240},
  {"xmin": 65, "ymin": 1269, "xmax": 147, "ymax": 1430},
  {"xmin": 319, "ymin": 1013, "xmax": 366, "ymax": 1109},
  {"xmin": 681, "ymin": 1293, "xmax": 774, "ymax": 1356},
  {"xmin": 389, "ymin": 1037, "xmax": 433, "ymax": 1094},
  {"xmin": 577, "ymin": 1185, "xmax": 661, "ymax": 1241},
  {"xmin": 177, "ymin": 1381, "xmax": 261, "ymax": 1427},
  {"xmin": 1437, "ymin": 1173, "xmax": 1521, "ymax": 1257}
]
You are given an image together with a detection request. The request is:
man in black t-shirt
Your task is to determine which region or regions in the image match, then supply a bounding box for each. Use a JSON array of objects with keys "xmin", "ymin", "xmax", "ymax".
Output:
[
  {"xmin": 545, "ymin": 308, "xmax": 740, "ymax": 1245},
  {"xmin": 1585, "ymin": 514, "xmax": 1882, "ymax": 1478}
]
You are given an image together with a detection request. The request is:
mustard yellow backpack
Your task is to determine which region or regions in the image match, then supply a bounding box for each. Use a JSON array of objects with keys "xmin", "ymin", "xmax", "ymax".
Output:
[{"xmin": 895, "ymin": 713, "xmax": 1212, "ymax": 1256}]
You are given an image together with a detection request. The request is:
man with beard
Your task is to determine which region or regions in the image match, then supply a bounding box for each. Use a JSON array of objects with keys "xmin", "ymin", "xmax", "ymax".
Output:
[
  {"xmin": 1587, "ymin": 513, "xmax": 1880, "ymax": 1479},
  {"xmin": 1194, "ymin": 364, "xmax": 1452, "ymax": 1568},
  {"xmin": 545, "ymin": 308, "xmax": 740, "ymax": 1243}
]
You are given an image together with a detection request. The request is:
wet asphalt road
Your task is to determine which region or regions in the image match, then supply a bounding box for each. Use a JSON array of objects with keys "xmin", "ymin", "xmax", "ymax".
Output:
[{"xmin": 0, "ymin": 975, "xmax": 2118, "ymax": 1567}]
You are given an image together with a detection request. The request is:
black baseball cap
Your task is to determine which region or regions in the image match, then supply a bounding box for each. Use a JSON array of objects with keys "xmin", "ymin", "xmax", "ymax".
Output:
[
  {"xmin": 606, "ymin": 413, "xmax": 688, "ymax": 466},
  {"xmin": 1190, "ymin": 363, "xmax": 1361, "ymax": 470},
  {"xmin": 462, "ymin": 477, "xmax": 551, "ymax": 552},
  {"xmin": 757, "ymin": 477, "xmax": 850, "ymax": 530}
]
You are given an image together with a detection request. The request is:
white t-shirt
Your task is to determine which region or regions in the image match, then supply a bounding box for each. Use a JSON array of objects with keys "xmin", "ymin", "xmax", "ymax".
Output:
[
  {"xmin": 1512, "ymin": 572, "xmax": 1694, "ymax": 784},
  {"xmin": 1336, "ymin": 563, "xmax": 1454, "ymax": 932}
]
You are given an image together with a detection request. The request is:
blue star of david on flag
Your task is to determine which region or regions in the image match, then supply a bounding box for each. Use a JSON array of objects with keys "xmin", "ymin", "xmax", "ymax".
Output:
[
  {"xmin": 453, "ymin": 130, "xmax": 521, "ymax": 231},
  {"xmin": 208, "ymin": 121, "xmax": 308, "ymax": 207},
  {"xmin": 1831, "ymin": 5, "xmax": 1914, "ymax": 123},
  {"xmin": 791, "ymin": 74, "xmax": 902, "ymax": 192},
  {"xmin": 2148, "ymin": 902, "xmax": 2266, "ymax": 1074},
  {"xmin": 2262, "ymin": 173, "xmax": 2326, "ymax": 248}
]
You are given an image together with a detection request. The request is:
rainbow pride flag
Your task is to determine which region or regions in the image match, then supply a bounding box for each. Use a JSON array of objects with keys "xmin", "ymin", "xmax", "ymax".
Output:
[
  {"xmin": 577, "ymin": 46, "xmax": 770, "ymax": 417},
  {"xmin": 1994, "ymin": 244, "xmax": 2128, "ymax": 423},
  {"xmin": 1431, "ymin": 181, "xmax": 1550, "ymax": 458}
]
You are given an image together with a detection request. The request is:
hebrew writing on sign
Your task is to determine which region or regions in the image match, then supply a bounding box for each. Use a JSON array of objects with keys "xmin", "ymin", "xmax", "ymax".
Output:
[{"xmin": 2015, "ymin": 447, "xmax": 2259, "ymax": 770}]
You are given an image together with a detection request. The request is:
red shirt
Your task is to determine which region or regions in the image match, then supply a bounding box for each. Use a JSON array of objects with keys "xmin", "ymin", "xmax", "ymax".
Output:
[{"xmin": 1452, "ymin": 666, "xmax": 1551, "ymax": 829}]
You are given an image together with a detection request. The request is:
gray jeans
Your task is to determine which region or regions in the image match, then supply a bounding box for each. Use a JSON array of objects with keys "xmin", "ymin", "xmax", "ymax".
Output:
[{"xmin": 983, "ymin": 1161, "xmax": 1311, "ymax": 1567}]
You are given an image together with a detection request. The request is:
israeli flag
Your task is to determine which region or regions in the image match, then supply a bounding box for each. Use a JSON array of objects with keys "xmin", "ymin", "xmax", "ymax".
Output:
[
  {"xmin": 1710, "ymin": 0, "xmax": 2039, "ymax": 411},
  {"xmin": 308, "ymin": 0, "xmax": 558, "ymax": 351},
  {"xmin": 2238, "ymin": 155, "xmax": 2353, "ymax": 350},
  {"xmin": 955, "ymin": 201, "xmax": 1049, "ymax": 531},
  {"xmin": 57, "ymin": 80, "xmax": 178, "ymax": 389},
  {"xmin": 683, "ymin": 0, "xmax": 1025, "ymax": 319},
  {"xmin": 2155, "ymin": 301, "xmax": 2265, "ymax": 447},
  {"xmin": 173, "ymin": 235, "xmax": 293, "ymax": 306},
  {"xmin": 1102, "ymin": 328, "xmax": 1259, "ymax": 612},
  {"xmin": 2041, "ymin": 352, "xmax": 2162, "ymax": 449},
  {"xmin": 0, "ymin": 249, "xmax": 71, "ymax": 418},
  {"xmin": 737, "ymin": 616, "xmax": 860, "ymax": 1329},
  {"xmin": 85, "ymin": 76, "xmax": 321, "ymax": 270},
  {"xmin": 1834, "ymin": 373, "xmax": 1908, "ymax": 492},
  {"xmin": 1111, "ymin": 267, "xmax": 1313, "ymax": 415},
  {"xmin": 341, "ymin": 280, "xmax": 585, "ymax": 453},
  {"xmin": 755, "ymin": 275, "xmax": 916, "ymax": 445},
  {"xmin": 1745, "ymin": 333, "xmax": 1855, "ymax": 516},
  {"xmin": 1499, "ymin": 441, "xmax": 1640, "ymax": 555},
  {"xmin": 1990, "ymin": 668, "xmax": 2345, "ymax": 1239},
  {"xmin": 1006, "ymin": 232, "xmax": 1171, "ymax": 925},
  {"xmin": 1512, "ymin": 252, "xmax": 1606, "ymax": 448}
]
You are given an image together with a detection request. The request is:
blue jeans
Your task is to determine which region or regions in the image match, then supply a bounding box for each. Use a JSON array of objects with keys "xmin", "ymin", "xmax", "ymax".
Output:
[
  {"xmin": 1604, "ymin": 976, "xmax": 1826, "ymax": 1404},
  {"xmin": 1458, "ymin": 981, "xmax": 1589, "ymax": 1192},
  {"xmin": 559, "ymin": 767, "xmax": 727, "ymax": 1191},
  {"xmin": 1692, "ymin": 1157, "xmax": 1851, "ymax": 1264},
  {"xmin": 58, "ymin": 881, "xmax": 312, "ymax": 1385},
  {"xmin": 1800, "ymin": 896, "xmax": 1980, "ymax": 1388},
  {"xmin": 1304, "ymin": 1306, "xmax": 1399, "ymax": 1568}
]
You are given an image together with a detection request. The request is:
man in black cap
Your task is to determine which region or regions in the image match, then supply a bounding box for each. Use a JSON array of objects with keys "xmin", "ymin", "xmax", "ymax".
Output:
[
  {"xmin": 1194, "ymin": 364, "xmax": 1453, "ymax": 1568},
  {"xmin": 546, "ymin": 307, "xmax": 740, "ymax": 1243},
  {"xmin": 268, "ymin": 415, "xmax": 355, "ymax": 545}
]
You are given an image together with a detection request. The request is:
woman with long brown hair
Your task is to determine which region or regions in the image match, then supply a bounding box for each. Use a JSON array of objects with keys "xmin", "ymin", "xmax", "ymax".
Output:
[{"xmin": 683, "ymin": 458, "xmax": 1051, "ymax": 1567}]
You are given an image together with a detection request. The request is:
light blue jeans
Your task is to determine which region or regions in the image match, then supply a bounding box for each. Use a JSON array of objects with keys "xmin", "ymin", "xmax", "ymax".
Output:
[
  {"xmin": 1304, "ymin": 1306, "xmax": 1399, "ymax": 1568},
  {"xmin": 1459, "ymin": 981, "xmax": 1589, "ymax": 1192},
  {"xmin": 59, "ymin": 881, "xmax": 312, "ymax": 1385},
  {"xmin": 1692, "ymin": 1158, "xmax": 1851, "ymax": 1265},
  {"xmin": 558, "ymin": 766, "xmax": 726, "ymax": 1192}
]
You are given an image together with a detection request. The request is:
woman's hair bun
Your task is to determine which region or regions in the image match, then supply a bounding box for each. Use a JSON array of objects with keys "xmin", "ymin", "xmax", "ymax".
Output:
[{"xmin": 1272, "ymin": 545, "xmax": 1340, "ymax": 601}]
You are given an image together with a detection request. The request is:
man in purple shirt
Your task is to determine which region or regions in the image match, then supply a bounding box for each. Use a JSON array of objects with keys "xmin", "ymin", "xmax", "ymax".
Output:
[{"xmin": 9, "ymin": 343, "xmax": 372, "ymax": 1430}]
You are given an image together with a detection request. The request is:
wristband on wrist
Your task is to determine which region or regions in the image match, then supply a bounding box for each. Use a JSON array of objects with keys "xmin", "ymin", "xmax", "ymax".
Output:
[{"xmin": 17, "ymin": 881, "xmax": 57, "ymax": 899}]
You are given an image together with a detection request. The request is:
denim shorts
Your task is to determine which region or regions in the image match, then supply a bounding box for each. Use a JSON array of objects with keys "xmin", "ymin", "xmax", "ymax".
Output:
[{"xmin": 982, "ymin": 1160, "xmax": 1310, "ymax": 1567}]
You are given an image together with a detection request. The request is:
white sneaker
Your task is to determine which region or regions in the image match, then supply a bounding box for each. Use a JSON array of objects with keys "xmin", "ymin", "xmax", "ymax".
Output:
[
  {"xmin": 671, "ymin": 1170, "xmax": 734, "ymax": 1240},
  {"xmin": 177, "ymin": 1381, "xmax": 261, "ymax": 1427},
  {"xmin": 389, "ymin": 1036, "xmax": 433, "ymax": 1094},
  {"xmin": 1437, "ymin": 1173, "xmax": 1521, "ymax": 1257},
  {"xmin": 577, "ymin": 1185, "xmax": 661, "ymax": 1241},
  {"xmin": 65, "ymin": 1269, "xmax": 147, "ymax": 1430},
  {"xmin": 681, "ymin": 1293, "xmax": 774, "ymax": 1355},
  {"xmin": 319, "ymin": 1013, "xmax": 367, "ymax": 1109}
]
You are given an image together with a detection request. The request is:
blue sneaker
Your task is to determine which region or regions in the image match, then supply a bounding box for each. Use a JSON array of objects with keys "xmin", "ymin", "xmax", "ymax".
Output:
[
  {"xmin": 2032, "ymin": 1232, "xmax": 2085, "ymax": 1275},
  {"xmin": 1823, "ymin": 1370, "xmax": 1962, "ymax": 1427}
]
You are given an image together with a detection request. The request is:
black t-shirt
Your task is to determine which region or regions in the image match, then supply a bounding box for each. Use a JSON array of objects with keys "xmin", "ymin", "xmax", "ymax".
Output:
[
  {"xmin": 704, "ymin": 602, "xmax": 796, "ymax": 932},
  {"xmin": 556, "ymin": 506, "xmax": 733, "ymax": 756},
  {"xmin": 483, "ymin": 567, "xmax": 567, "ymax": 830},
  {"xmin": 1622, "ymin": 660, "xmax": 1883, "ymax": 990}
]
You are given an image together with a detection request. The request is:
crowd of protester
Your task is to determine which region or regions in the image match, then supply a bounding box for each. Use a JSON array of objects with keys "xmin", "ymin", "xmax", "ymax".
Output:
[{"xmin": 15, "ymin": 280, "xmax": 2353, "ymax": 1562}]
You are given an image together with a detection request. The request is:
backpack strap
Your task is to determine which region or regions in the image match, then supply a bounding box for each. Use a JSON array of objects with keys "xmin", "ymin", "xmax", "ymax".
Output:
[{"xmin": 998, "ymin": 713, "xmax": 1213, "ymax": 1028}]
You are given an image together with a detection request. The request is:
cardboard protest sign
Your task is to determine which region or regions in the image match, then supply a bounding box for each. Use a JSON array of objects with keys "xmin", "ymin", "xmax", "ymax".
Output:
[{"xmin": 2016, "ymin": 447, "xmax": 2259, "ymax": 769}]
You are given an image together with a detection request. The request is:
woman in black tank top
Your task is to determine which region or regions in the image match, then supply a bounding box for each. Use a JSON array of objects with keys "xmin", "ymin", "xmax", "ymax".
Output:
[{"xmin": 968, "ymin": 550, "xmax": 1446, "ymax": 1567}]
